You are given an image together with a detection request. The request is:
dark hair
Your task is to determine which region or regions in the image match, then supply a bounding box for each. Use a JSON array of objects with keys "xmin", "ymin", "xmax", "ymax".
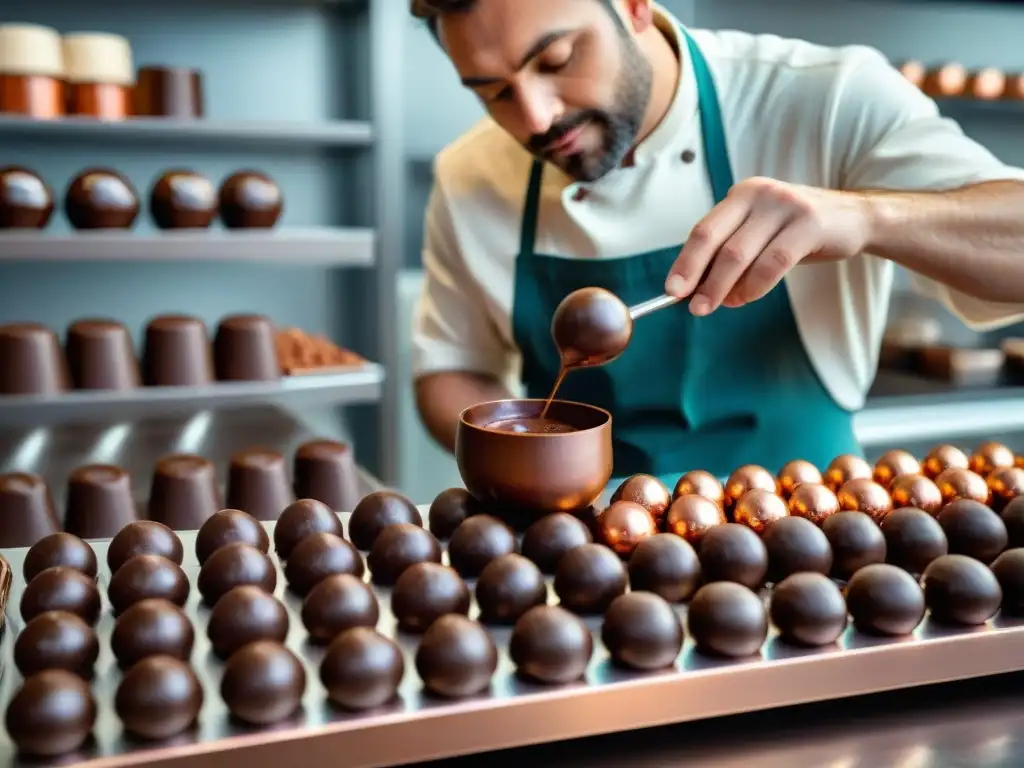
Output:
[{"xmin": 411, "ymin": 0, "xmax": 616, "ymax": 38}]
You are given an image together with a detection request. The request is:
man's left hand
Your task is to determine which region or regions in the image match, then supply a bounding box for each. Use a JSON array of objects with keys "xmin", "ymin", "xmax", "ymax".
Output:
[{"xmin": 665, "ymin": 177, "xmax": 873, "ymax": 316}]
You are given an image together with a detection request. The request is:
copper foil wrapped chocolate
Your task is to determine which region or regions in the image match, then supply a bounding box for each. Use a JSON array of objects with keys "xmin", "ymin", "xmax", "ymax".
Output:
[
  {"xmin": 733, "ymin": 489, "xmax": 789, "ymax": 535},
  {"xmin": 873, "ymin": 450, "xmax": 921, "ymax": 490},
  {"xmin": 724, "ymin": 465, "xmax": 777, "ymax": 510},
  {"xmin": 787, "ymin": 483, "xmax": 840, "ymax": 527},
  {"xmin": 890, "ymin": 474, "xmax": 943, "ymax": 516},
  {"xmin": 923, "ymin": 444, "xmax": 969, "ymax": 480},
  {"xmin": 665, "ymin": 494, "xmax": 726, "ymax": 547},
  {"xmin": 610, "ymin": 474, "xmax": 671, "ymax": 526},
  {"xmin": 777, "ymin": 460, "xmax": 822, "ymax": 498},
  {"xmin": 969, "ymin": 441, "xmax": 1015, "ymax": 477},
  {"xmin": 672, "ymin": 470, "xmax": 725, "ymax": 508},
  {"xmin": 595, "ymin": 501, "xmax": 657, "ymax": 558},
  {"xmin": 824, "ymin": 454, "xmax": 872, "ymax": 493},
  {"xmin": 837, "ymin": 478, "xmax": 894, "ymax": 525},
  {"xmin": 987, "ymin": 466, "xmax": 1024, "ymax": 511},
  {"xmin": 935, "ymin": 467, "xmax": 991, "ymax": 507}
]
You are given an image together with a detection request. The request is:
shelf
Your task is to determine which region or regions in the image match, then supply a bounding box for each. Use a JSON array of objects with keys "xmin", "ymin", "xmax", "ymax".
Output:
[
  {"xmin": 0, "ymin": 228, "xmax": 376, "ymax": 266},
  {"xmin": 0, "ymin": 364, "xmax": 384, "ymax": 428},
  {"xmin": 937, "ymin": 98, "xmax": 1024, "ymax": 116},
  {"xmin": 0, "ymin": 115, "xmax": 373, "ymax": 150}
]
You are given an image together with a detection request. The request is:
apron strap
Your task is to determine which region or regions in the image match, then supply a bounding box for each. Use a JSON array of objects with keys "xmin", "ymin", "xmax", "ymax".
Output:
[
  {"xmin": 683, "ymin": 31, "xmax": 735, "ymax": 200},
  {"xmin": 519, "ymin": 160, "xmax": 545, "ymax": 258}
]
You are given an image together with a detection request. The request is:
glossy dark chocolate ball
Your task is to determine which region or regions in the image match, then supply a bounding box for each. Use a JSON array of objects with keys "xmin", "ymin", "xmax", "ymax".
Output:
[
  {"xmin": 65, "ymin": 168, "xmax": 139, "ymax": 230},
  {"xmin": 198, "ymin": 542, "xmax": 277, "ymax": 606},
  {"xmin": 922, "ymin": 554, "xmax": 1002, "ymax": 626},
  {"xmin": 415, "ymin": 615, "xmax": 498, "ymax": 698},
  {"xmin": 845, "ymin": 564, "xmax": 925, "ymax": 636},
  {"xmin": 448, "ymin": 514, "xmax": 518, "ymax": 578},
  {"xmin": 273, "ymin": 499, "xmax": 344, "ymax": 560},
  {"xmin": 302, "ymin": 573, "xmax": 379, "ymax": 643},
  {"xmin": 21, "ymin": 567, "xmax": 101, "ymax": 625},
  {"xmin": 553, "ymin": 543, "xmax": 628, "ymax": 615},
  {"xmin": 821, "ymin": 511, "xmax": 886, "ymax": 580},
  {"xmin": 687, "ymin": 582, "xmax": 768, "ymax": 658},
  {"xmin": 111, "ymin": 598, "xmax": 194, "ymax": 668},
  {"xmin": 936, "ymin": 499, "xmax": 1007, "ymax": 563},
  {"xmin": 207, "ymin": 585, "xmax": 289, "ymax": 659},
  {"xmin": 763, "ymin": 516, "xmax": 833, "ymax": 583},
  {"xmin": 391, "ymin": 562, "xmax": 471, "ymax": 633},
  {"xmin": 14, "ymin": 611, "xmax": 98, "ymax": 678},
  {"xmin": 0, "ymin": 166, "xmax": 54, "ymax": 229},
  {"xmin": 1002, "ymin": 496, "xmax": 1024, "ymax": 548},
  {"xmin": 221, "ymin": 641, "xmax": 306, "ymax": 725},
  {"xmin": 627, "ymin": 533, "xmax": 701, "ymax": 603},
  {"xmin": 285, "ymin": 532, "xmax": 363, "ymax": 596},
  {"xmin": 770, "ymin": 573, "xmax": 847, "ymax": 647},
  {"xmin": 521, "ymin": 513, "xmax": 593, "ymax": 574},
  {"xmin": 107, "ymin": 521, "xmax": 184, "ymax": 574},
  {"xmin": 349, "ymin": 491, "xmax": 422, "ymax": 551},
  {"xmin": 108, "ymin": 554, "xmax": 190, "ymax": 615},
  {"xmin": 218, "ymin": 171, "xmax": 283, "ymax": 229},
  {"xmin": 509, "ymin": 605, "xmax": 593, "ymax": 684},
  {"xmin": 601, "ymin": 592, "xmax": 683, "ymax": 671},
  {"xmin": 428, "ymin": 488, "xmax": 482, "ymax": 540},
  {"xmin": 320, "ymin": 627, "xmax": 405, "ymax": 711},
  {"xmin": 115, "ymin": 656, "xmax": 203, "ymax": 740},
  {"xmin": 5, "ymin": 670, "xmax": 96, "ymax": 757},
  {"xmin": 24, "ymin": 533, "xmax": 97, "ymax": 582},
  {"xmin": 149, "ymin": 170, "xmax": 217, "ymax": 230},
  {"xmin": 697, "ymin": 523, "xmax": 768, "ymax": 589},
  {"xmin": 368, "ymin": 523, "xmax": 442, "ymax": 586},
  {"xmin": 990, "ymin": 548, "xmax": 1024, "ymax": 614},
  {"xmin": 195, "ymin": 508, "xmax": 270, "ymax": 565},
  {"xmin": 474, "ymin": 553, "xmax": 547, "ymax": 625},
  {"xmin": 880, "ymin": 507, "xmax": 948, "ymax": 574}
]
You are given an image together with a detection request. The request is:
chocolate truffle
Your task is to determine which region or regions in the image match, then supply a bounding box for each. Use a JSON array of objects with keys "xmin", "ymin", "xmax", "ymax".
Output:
[
  {"xmin": 509, "ymin": 605, "xmax": 593, "ymax": 684},
  {"xmin": 845, "ymin": 564, "xmax": 925, "ymax": 636},
  {"xmin": 821, "ymin": 511, "xmax": 886, "ymax": 581},
  {"xmin": 672, "ymin": 470, "xmax": 725, "ymax": 508},
  {"xmin": 969, "ymin": 441, "xmax": 1015, "ymax": 476},
  {"xmin": 777, "ymin": 459, "xmax": 823, "ymax": 498},
  {"xmin": 601, "ymin": 592, "xmax": 683, "ymax": 671},
  {"xmin": 5, "ymin": 670, "xmax": 96, "ymax": 757},
  {"xmin": 391, "ymin": 562, "xmax": 471, "ymax": 633},
  {"xmin": 368, "ymin": 523, "xmax": 442, "ymax": 585},
  {"xmin": 207, "ymin": 585, "xmax": 289, "ymax": 659},
  {"xmin": 273, "ymin": 498, "xmax": 343, "ymax": 560},
  {"xmin": 922, "ymin": 554, "xmax": 1002, "ymax": 626},
  {"xmin": 428, "ymin": 488, "xmax": 482, "ymax": 540},
  {"xmin": 14, "ymin": 611, "xmax": 99, "ymax": 678},
  {"xmin": 198, "ymin": 542, "xmax": 277, "ymax": 605},
  {"xmin": 415, "ymin": 615, "xmax": 498, "ymax": 698},
  {"xmin": 769, "ymin": 573, "xmax": 847, "ymax": 647},
  {"xmin": 880, "ymin": 507, "xmax": 948, "ymax": 574},
  {"xmin": 698, "ymin": 523, "xmax": 769, "ymax": 589},
  {"xmin": 107, "ymin": 521, "xmax": 183, "ymax": 574},
  {"xmin": 724, "ymin": 465, "xmax": 777, "ymax": 508},
  {"xmin": 475, "ymin": 553, "xmax": 547, "ymax": 625},
  {"xmin": 610, "ymin": 474, "xmax": 672, "ymax": 526},
  {"xmin": 687, "ymin": 582, "xmax": 768, "ymax": 658},
  {"xmin": 448, "ymin": 514, "xmax": 517, "ymax": 578},
  {"xmin": 987, "ymin": 466, "xmax": 1024, "ymax": 512},
  {"xmin": 111, "ymin": 599, "xmax": 194, "ymax": 668},
  {"xmin": 595, "ymin": 501, "xmax": 657, "ymax": 558},
  {"xmin": 21, "ymin": 567, "xmax": 101, "ymax": 625},
  {"xmin": 628, "ymin": 533, "xmax": 701, "ymax": 603},
  {"xmin": 554, "ymin": 543, "xmax": 628, "ymax": 614},
  {"xmin": 349, "ymin": 491, "xmax": 422, "ymax": 551},
  {"xmin": 221, "ymin": 641, "xmax": 306, "ymax": 725},
  {"xmin": 115, "ymin": 656, "xmax": 203, "ymax": 740},
  {"xmin": 108, "ymin": 554, "xmax": 190, "ymax": 615},
  {"xmin": 23, "ymin": 533, "xmax": 97, "ymax": 582},
  {"xmin": 302, "ymin": 573, "xmax": 379, "ymax": 643},
  {"xmin": 837, "ymin": 478, "xmax": 893, "ymax": 525},
  {"xmin": 218, "ymin": 171, "xmax": 283, "ymax": 229},
  {"xmin": 1002, "ymin": 496, "xmax": 1024, "ymax": 548},
  {"xmin": 890, "ymin": 474, "xmax": 943, "ymax": 517},
  {"xmin": 923, "ymin": 444, "xmax": 970, "ymax": 479},
  {"xmin": 763, "ymin": 516, "xmax": 833, "ymax": 583},
  {"xmin": 664, "ymin": 494, "xmax": 726, "ymax": 548},
  {"xmin": 990, "ymin": 548, "xmax": 1024, "ymax": 614},
  {"xmin": 285, "ymin": 532, "xmax": 363, "ymax": 596},
  {"xmin": 787, "ymin": 483, "xmax": 841, "ymax": 527},
  {"xmin": 824, "ymin": 454, "xmax": 873, "ymax": 493},
  {"xmin": 935, "ymin": 467, "xmax": 991, "ymax": 507},
  {"xmin": 195, "ymin": 508, "xmax": 270, "ymax": 565},
  {"xmin": 320, "ymin": 627, "xmax": 405, "ymax": 711},
  {"xmin": 873, "ymin": 450, "xmax": 921, "ymax": 489},
  {"xmin": 521, "ymin": 513, "xmax": 592, "ymax": 574},
  {"xmin": 733, "ymin": 489, "xmax": 789, "ymax": 535},
  {"xmin": 937, "ymin": 499, "xmax": 1008, "ymax": 563}
]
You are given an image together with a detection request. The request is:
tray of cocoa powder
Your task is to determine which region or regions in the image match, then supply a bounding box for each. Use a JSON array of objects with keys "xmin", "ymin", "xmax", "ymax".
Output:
[{"xmin": 4, "ymin": 447, "xmax": 1024, "ymax": 768}]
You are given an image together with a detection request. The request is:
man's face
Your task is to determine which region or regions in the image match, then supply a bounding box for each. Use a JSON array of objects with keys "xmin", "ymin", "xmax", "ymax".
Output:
[{"xmin": 438, "ymin": 0, "xmax": 653, "ymax": 182}]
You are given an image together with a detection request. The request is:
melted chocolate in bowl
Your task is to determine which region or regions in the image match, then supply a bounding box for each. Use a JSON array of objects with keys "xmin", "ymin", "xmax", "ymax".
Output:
[{"xmin": 486, "ymin": 418, "xmax": 577, "ymax": 435}]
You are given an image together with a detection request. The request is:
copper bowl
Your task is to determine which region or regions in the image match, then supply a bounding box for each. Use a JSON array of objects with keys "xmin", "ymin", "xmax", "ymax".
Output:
[{"xmin": 456, "ymin": 399, "xmax": 612, "ymax": 519}]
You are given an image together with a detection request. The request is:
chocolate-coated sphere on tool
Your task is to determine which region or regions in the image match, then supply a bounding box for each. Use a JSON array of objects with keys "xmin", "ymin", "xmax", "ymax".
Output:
[
  {"xmin": 320, "ymin": 627, "xmax": 405, "ymax": 710},
  {"xmin": 837, "ymin": 478, "xmax": 893, "ymax": 525},
  {"xmin": 428, "ymin": 487, "xmax": 482, "ymax": 540},
  {"xmin": 770, "ymin": 573, "xmax": 847, "ymax": 647},
  {"xmin": 111, "ymin": 598, "xmax": 194, "ymax": 668},
  {"xmin": 554, "ymin": 543, "xmax": 628, "ymax": 614},
  {"xmin": 273, "ymin": 499, "xmax": 343, "ymax": 560},
  {"xmin": 969, "ymin": 441, "xmax": 1015, "ymax": 476},
  {"xmin": 733, "ymin": 489, "xmax": 789, "ymax": 535},
  {"xmin": 821, "ymin": 512, "xmax": 886, "ymax": 581},
  {"xmin": 610, "ymin": 474, "xmax": 672, "ymax": 526},
  {"xmin": 195, "ymin": 508, "xmax": 269, "ymax": 565},
  {"xmin": 935, "ymin": 467, "xmax": 991, "ymax": 507},
  {"xmin": 198, "ymin": 542, "xmax": 277, "ymax": 605},
  {"xmin": 880, "ymin": 507, "xmax": 948, "ymax": 574},
  {"xmin": 348, "ymin": 491, "xmax": 422, "ymax": 551},
  {"xmin": 687, "ymin": 582, "xmax": 768, "ymax": 658},
  {"xmin": 521, "ymin": 513, "xmax": 592, "ymax": 574},
  {"xmin": 787, "ymin": 483, "xmax": 841, "ymax": 527},
  {"xmin": 391, "ymin": 562, "xmax": 471, "ymax": 632},
  {"xmin": 763, "ymin": 516, "xmax": 833, "ymax": 583},
  {"xmin": 23, "ymin": 533, "xmax": 97, "ymax": 582},
  {"xmin": 510, "ymin": 605, "xmax": 593, "ymax": 685},
  {"xmin": 890, "ymin": 474, "xmax": 943, "ymax": 517},
  {"xmin": 936, "ymin": 499, "xmax": 1007, "ymax": 563},
  {"xmin": 777, "ymin": 459, "xmax": 823, "ymax": 498},
  {"xmin": 1002, "ymin": 496, "xmax": 1024, "ymax": 548},
  {"xmin": 873, "ymin": 450, "xmax": 921, "ymax": 490},
  {"xmin": 672, "ymin": 470, "xmax": 725, "ymax": 508},
  {"xmin": 415, "ymin": 615, "xmax": 498, "ymax": 698},
  {"xmin": 990, "ymin": 548, "xmax": 1024, "ymax": 614},
  {"xmin": 448, "ymin": 515, "xmax": 517, "ymax": 578},
  {"xmin": 5, "ymin": 670, "xmax": 96, "ymax": 757},
  {"xmin": 824, "ymin": 454, "xmax": 872, "ymax": 493},
  {"xmin": 922, "ymin": 554, "xmax": 1002, "ymax": 626},
  {"xmin": 664, "ymin": 494, "xmax": 726, "ymax": 548},
  {"xmin": 14, "ymin": 611, "xmax": 99, "ymax": 678},
  {"xmin": 602, "ymin": 592, "xmax": 684, "ymax": 671},
  {"xmin": 845, "ymin": 564, "xmax": 925, "ymax": 636},
  {"xmin": 987, "ymin": 466, "xmax": 1024, "ymax": 511},
  {"xmin": 302, "ymin": 573, "xmax": 379, "ymax": 643},
  {"xmin": 115, "ymin": 656, "xmax": 203, "ymax": 741},
  {"xmin": 697, "ymin": 524, "xmax": 769, "ymax": 589},
  {"xmin": 284, "ymin": 533, "xmax": 362, "ymax": 596},
  {"xmin": 108, "ymin": 554, "xmax": 190, "ymax": 615},
  {"xmin": 207, "ymin": 585, "xmax": 289, "ymax": 659},
  {"xmin": 628, "ymin": 533, "xmax": 701, "ymax": 603},
  {"xmin": 923, "ymin": 444, "xmax": 970, "ymax": 479},
  {"xmin": 368, "ymin": 523, "xmax": 442, "ymax": 586},
  {"xmin": 595, "ymin": 501, "xmax": 657, "ymax": 558},
  {"xmin": 475, "ymin": 553, "xmax": 547, "ymax": 625},
  {"xmin": 107, "ymin": 520, "xmax": 184, "ymax": 574},
  {"xmin": 221, "ymin": 641, "xmax": 306, "ymax": 725},
  {"xmin": 724, "ymin": 465, "xmax": 777, "ymax": 509},
  {"xmin": 21, "ymin": 567, "xmax": 101, "ymax": 625}
]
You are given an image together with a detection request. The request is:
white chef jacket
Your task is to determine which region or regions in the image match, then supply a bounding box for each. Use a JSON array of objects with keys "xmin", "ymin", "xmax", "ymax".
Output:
[{"xmin": 412, "ymin": 4, "xmax": 1024, "ymax": 411}]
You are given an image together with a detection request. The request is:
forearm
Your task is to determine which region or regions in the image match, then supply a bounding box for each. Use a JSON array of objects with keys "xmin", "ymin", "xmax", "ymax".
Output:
[
  {"xmin": 415, "ymin": 371, "xmax": 512, "ymax": 453},
  {"xmin": 861, "ymin": 180, "xmax": 1024, "ymax": 303}
]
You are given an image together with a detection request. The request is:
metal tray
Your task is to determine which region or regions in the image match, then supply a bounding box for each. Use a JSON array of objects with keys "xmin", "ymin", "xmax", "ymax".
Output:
[{"xmin": 2, "ymin": 510, "xmax": 1024, "ymax": 768}]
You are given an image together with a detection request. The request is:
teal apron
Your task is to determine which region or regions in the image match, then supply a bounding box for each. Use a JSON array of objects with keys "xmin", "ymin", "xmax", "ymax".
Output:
[{"xmin": 511, "ymin": 30, "xmax": 861, "ymax": 486}]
